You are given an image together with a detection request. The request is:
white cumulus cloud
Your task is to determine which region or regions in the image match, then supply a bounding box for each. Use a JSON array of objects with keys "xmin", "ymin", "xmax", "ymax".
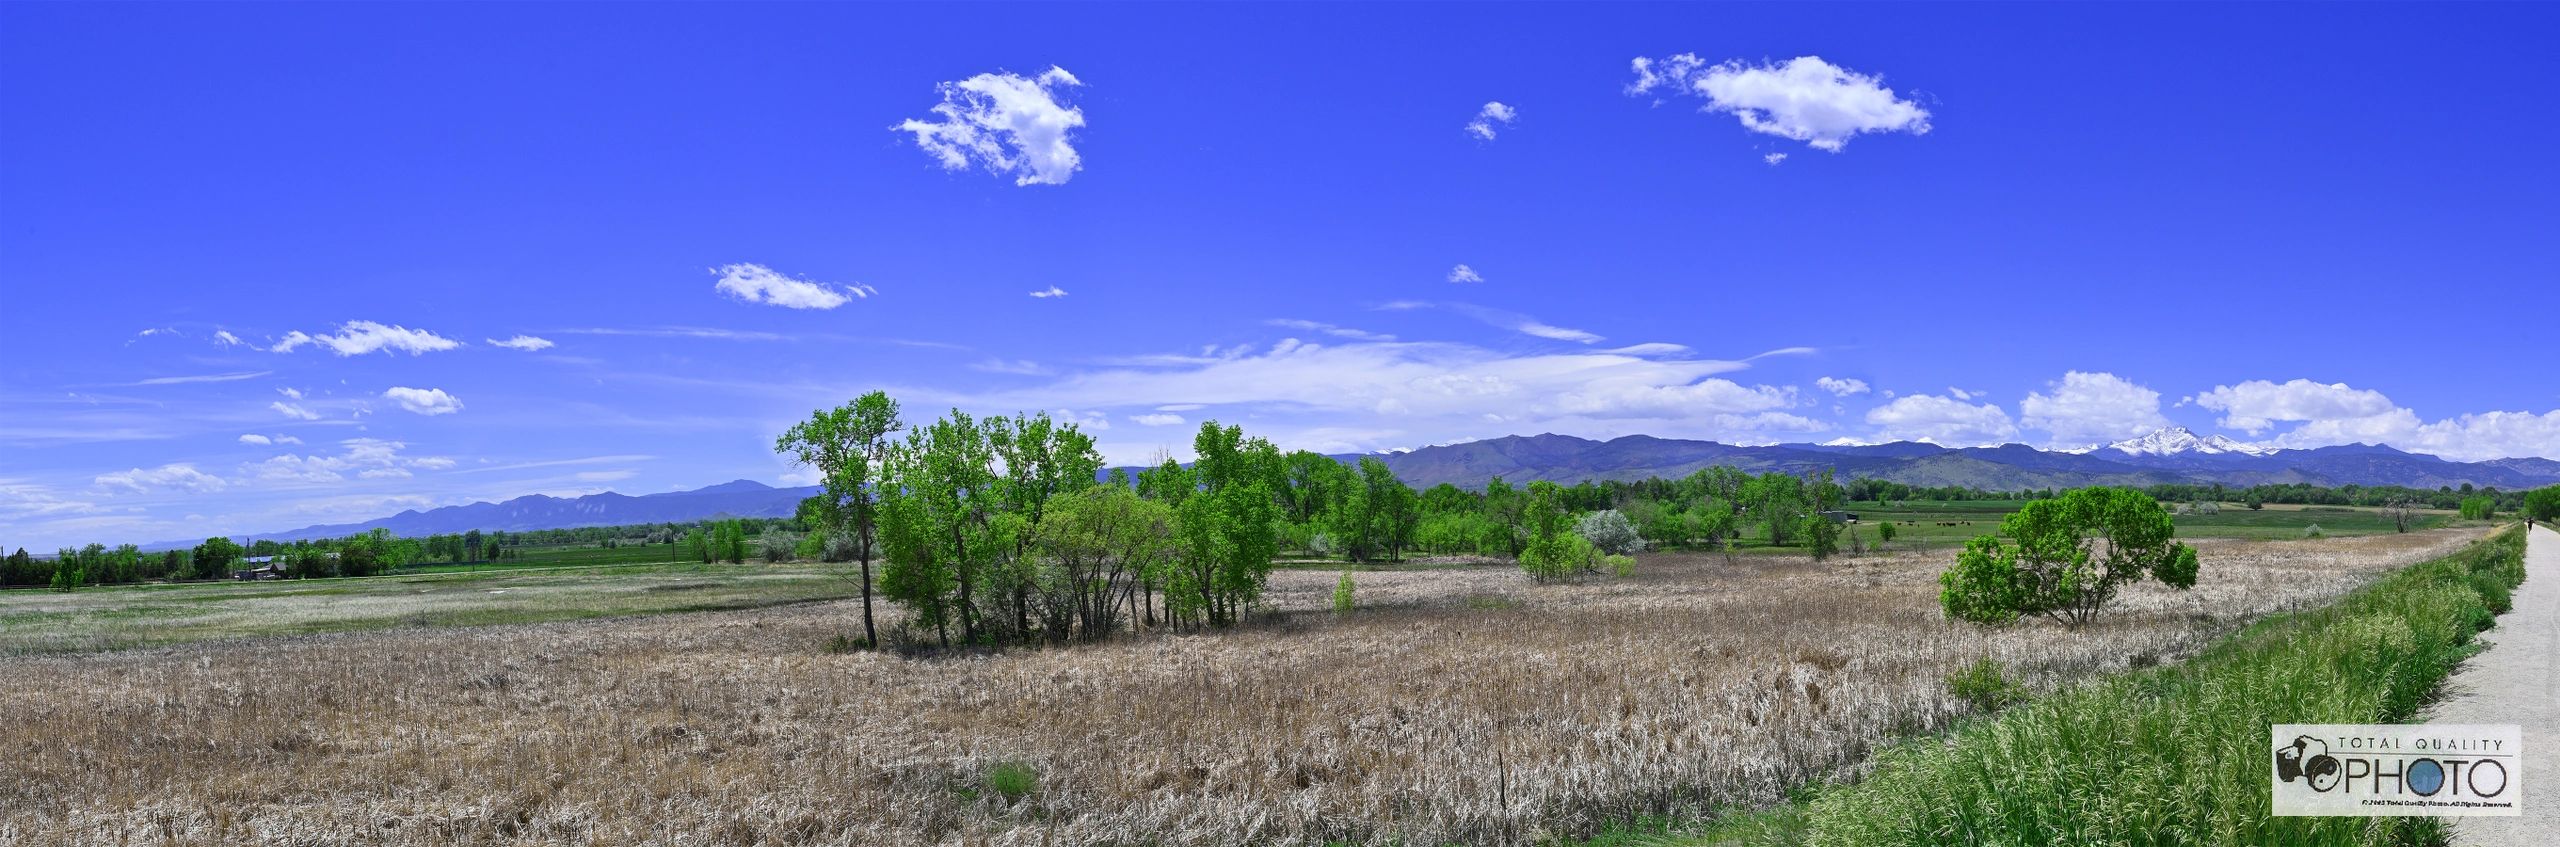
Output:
[
  {"xmin": 895, "ymin": 65, "xmax": 1086, "ymax": 186},
  {"xmin": 2019, "ymin": 371, "xmax": 2172, "ymax": 447},
  {"xmin": 2192, "ymin": 379, "xmax": 2398, "ymax": 435},
  {"xmin": 1865, "ymin": 393, "xmax": 2019, "ymax": 446},
  {"xmin": 712, "ymin": 263, "xmax": 871, "ymax": 309},
  {"xmin": 269, "ymin": 321, "xmax": 463, "ymax": 356},
  {"xmin": 487, "ymin": 335, "xmax": 555, "ymax": 351},
  {"xmin": 382, "ymin": 387, "xmax": 463, "ymax": 416},
  {"xmin": 1030, "ymin": 286, "xmax": 1068, "ymax": 298},
  {"xmin": 2192, "ymin": 378, "xmax": 2560, "ymax": 460},
  {"xmin": 1466, "ymin": 101, "xmax": 1517, "ymax": 141},
  {"xmin": 1815, "ymin": 376, "xmax": 1870, "ymax": 397},
  {"xmin": 1629, "ymin": 54, "xmax": 1931, "ymax": 153},
  {"xmin": 1130, "ymin": 413, "xmax": 1186, "ymax": 427},
  {"xmin": 1447, "ymin": 264, "xmax": 1485, "ymax": 284}
]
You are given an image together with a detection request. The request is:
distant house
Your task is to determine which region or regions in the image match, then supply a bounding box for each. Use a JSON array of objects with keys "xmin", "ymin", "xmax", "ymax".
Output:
[
  {"xmin": 232, "ymin": 555, "xmax": 283, "ymax": 581},
  {"xmin": 1817, "ymin": 510, "xmax": 1860, "ymax": 524}
]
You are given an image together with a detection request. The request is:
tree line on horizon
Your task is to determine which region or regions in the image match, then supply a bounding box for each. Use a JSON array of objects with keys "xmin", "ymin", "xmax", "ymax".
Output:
[{"xmin": 13, "ymin": 410, "xmax": 2558, "ymax": 595}]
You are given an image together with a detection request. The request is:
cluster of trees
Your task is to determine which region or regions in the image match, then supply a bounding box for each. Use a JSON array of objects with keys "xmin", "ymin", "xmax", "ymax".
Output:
[
  {"xmin": 2530, "ymin": 486, "xmax": 2560, "ymax": 524},
  {"xmin": 776, "ymin": 392, "xmax": 1292, "ymax": 649},
  {"xmin": 2144, "ymin": 481, "xmax": 2533, "ymax": 513},
  {"xmin": 680, "ymin": 520, "xmax": 756, "ymax": 564}
]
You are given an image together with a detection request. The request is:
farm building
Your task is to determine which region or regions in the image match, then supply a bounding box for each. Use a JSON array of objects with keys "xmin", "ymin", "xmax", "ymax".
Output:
[{"xmin": 231, "ymin": 556, "xmax": 283, "ymax": 581}]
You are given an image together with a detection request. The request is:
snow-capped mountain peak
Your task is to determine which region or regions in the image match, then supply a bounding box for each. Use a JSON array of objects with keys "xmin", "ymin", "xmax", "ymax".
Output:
[{"xmin": 2103, "ymin": 426, "xmax": 2280, "ymax": 457}]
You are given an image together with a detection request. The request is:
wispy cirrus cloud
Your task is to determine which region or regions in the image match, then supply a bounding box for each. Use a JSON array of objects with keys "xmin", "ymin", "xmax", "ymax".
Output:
[
  {"xmin": 1267, "ymin": 319, "xmax": 1395, "ymax": 342},
  {"xmin": 487, "ymin": 335, "xmax": 554, "ymax": 351},
  {"xmin": 1382, "ymin": 301, "xmax": 1602, "ymax": 344},
  {"xmin": 271, "ymin": 321, "xmax": 463, "ymax": 356},
  {"xmin": 94, "ymin": 463, "xmax": 228, "ymax": 494},
  {"xmin": 131, "ymin": 371, "xmax": 271, "ymax": 386}
]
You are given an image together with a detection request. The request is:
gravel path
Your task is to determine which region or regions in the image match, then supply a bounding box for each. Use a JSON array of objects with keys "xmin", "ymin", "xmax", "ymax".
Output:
[{"xmin": 2434, "ymin": 523, "xmax": 2559, "ymax": 844}]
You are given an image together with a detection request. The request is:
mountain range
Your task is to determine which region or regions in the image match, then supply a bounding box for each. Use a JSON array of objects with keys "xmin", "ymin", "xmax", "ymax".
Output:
[
  {"xmin": 187, "ymin": 427, "xmax": 2559, "ymax": 547},
  {"xmin": 1358, "ymin": 427, "xmax": 2560, "ymax": 492}
]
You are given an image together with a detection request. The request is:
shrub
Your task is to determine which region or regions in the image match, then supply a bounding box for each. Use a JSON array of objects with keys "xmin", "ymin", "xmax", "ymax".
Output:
[
  {"xmin": 984, "ymin": 761, "xmax": 1038, "ymax": 803},
  {"xmin": 1605, "ymin": 553, "xmax": 1636, "ymax": 578},
  {"xmin": 2302, "ymin": 523, "xmax": 2324, "ymax": 539},
  {"xmin": 1814, "ymin": 528, "xmax": 2527, "ymax": 847},
  {"xmin": 1332, "ymin": 570, "xmax": 1357, "ymax": 615},
  {"xmin": 1574, "ymin": 510, "xmax": 1647, "ymax": 555},
  {"xmin": 1938, "ymin": 487, "xmax": 2198, "ymax": 628},
  {"xmin": 1944, "ymin": 658, "xmax": 2024, "ymax": 712},
  {"xmin": 757, "ymin": 531, "xmax": 800, "ymax": 563}
]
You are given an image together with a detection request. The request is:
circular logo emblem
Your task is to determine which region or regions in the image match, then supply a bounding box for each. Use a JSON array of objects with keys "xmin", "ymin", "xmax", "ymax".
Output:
[{"xmin": 2407, "ymin": 759, "xmax": 2445, "ymax": 795}]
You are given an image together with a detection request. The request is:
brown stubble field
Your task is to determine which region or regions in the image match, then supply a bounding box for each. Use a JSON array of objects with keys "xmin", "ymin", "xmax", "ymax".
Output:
[{"xmin": 0, "ymin": 528, "xmax": 2484, "ymax": 846}]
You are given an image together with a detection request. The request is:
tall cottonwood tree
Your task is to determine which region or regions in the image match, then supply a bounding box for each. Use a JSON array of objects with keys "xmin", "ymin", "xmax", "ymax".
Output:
[
  {"xmin": 873, "ymin": 409, "xmax": 1108, "ymax": 646},
  {"xmin": 775, "ymin": 391, "xmax": 906, "ymax": 648},
  {"xmin": 1164, "ymin": 422, "xmax": 1282, "ymax": 628}
]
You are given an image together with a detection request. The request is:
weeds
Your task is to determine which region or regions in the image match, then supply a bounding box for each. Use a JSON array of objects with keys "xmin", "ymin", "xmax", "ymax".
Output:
[
  {"xmin": 0, "ymin": 529, "xmax": 2485, "ymax": 846},
  {"xmin": 1803, "ymin": 528, "xmax": 2525, "ymax": 847}
]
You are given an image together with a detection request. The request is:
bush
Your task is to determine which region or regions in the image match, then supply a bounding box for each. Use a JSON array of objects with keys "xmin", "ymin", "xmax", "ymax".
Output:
[
  {"xmin": 1813, "ymin": 528, "xmax": 2527, "ymax": 847},
  {"xmin": 984, "ymin": 761, "xmax": 1038, "ymax": 803},
  {"xmin": 757, "ymin": 531, "xmax": 801, "ymax": 563},
  {"xmin": 1605, "ymin": 553, "xmax": 1636, "ymax": 578},
  {"xmin": 1332, "ymin": 570, "xmax": 1357, "ymax": 615},
  {"xmin": 2302, "ymin": 523, "xmax": 2324, "ymax": 539},
  {"xmin": 1945, "ymin": 658, "xmax": 2024, "ymax": 712},
  {"xmin": 1575, "ymin": 510, "xmax": 1647, "ymax": 555},
  {"xmin": 1938, "ymin": 487, "xmax": 2198, "ymax": 628}
]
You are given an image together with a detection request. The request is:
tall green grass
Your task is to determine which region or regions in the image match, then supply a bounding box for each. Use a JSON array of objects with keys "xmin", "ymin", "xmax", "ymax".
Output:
[{"xmin": 1802, "ymin": 527, "xmax": 2526, "ymax": 847}]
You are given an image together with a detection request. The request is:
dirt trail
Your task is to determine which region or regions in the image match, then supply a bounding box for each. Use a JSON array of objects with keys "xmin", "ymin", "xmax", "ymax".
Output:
[{"xmin": 2434, "ymin": 524, "xmax": 2559, "ymax": 844}]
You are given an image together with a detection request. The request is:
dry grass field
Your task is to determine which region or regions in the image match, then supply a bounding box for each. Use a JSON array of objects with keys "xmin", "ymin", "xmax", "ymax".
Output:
[{"xmin": 0, "ymin": 528, "xmax": 2483, "ymax": 846}]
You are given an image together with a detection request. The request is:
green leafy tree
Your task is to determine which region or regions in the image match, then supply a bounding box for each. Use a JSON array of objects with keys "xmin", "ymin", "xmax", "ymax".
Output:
[
  {"xmin": 878, "ymin": 410, "xmax": 1005, "ymax": 645},
  {"xmin": 1877, "ymin": 520, "xmax": 1898, "ymax": 546},
  {"xmin": 1742, "ymin": 472, "xmax": 1807, "ymax": 547},
  {"xmin": 776, "ymin": 393, "xmax": 907, "ymax": 646},
  {"xmin": 1800, "ymin": 470, "xmax": 1845, "ymax": 561},
  {"xmin": 2528, "ymin": 485, "xmax": 2560, "ymax": 523},
  {"xmin": 1518, "ymin": 481, "xmax": 1583, "ymax": 582},
  {"xmin": 192, "ymin": 536, "xmax": 243, "ymax": 578},
  {"xmin": 1164, "ymin": 422, "xmax": 1282, "ymax": 628},
  {"xmin": 1939, "ymin": 487, "xmax": 2200, "ymax": 628},
  {"xmin": 1034, "ymin": 485, "xmax": 1176, "ymax": 640}
]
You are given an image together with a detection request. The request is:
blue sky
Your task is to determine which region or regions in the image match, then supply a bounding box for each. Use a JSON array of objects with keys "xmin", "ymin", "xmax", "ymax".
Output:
[{"xmin": 4, "ymin": 2, "xmax": 2557, "ymax": 550}]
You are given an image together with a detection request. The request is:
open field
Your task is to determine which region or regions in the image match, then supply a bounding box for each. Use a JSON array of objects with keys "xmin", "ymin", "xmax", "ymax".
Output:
[
  {"xmin": 0, "ymin": 562, "xmax": 855, "ymax": 654},
  {"xmin": 0, "ymin": 527, "xmax": 2486, "ymax": 846},
  {"xmin": 393, "ymin": 542, "xmax": 691, "ymax": 575},
  {"xmin": 1834, "ymin": 500, "xmax": 2458, "ymax": 550}
]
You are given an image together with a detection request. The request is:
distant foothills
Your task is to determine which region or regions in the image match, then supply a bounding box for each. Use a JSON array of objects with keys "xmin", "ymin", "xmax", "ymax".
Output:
[{"xmin": 156, "ymin": 426, "xmax": 2560, "ymax": 550}]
